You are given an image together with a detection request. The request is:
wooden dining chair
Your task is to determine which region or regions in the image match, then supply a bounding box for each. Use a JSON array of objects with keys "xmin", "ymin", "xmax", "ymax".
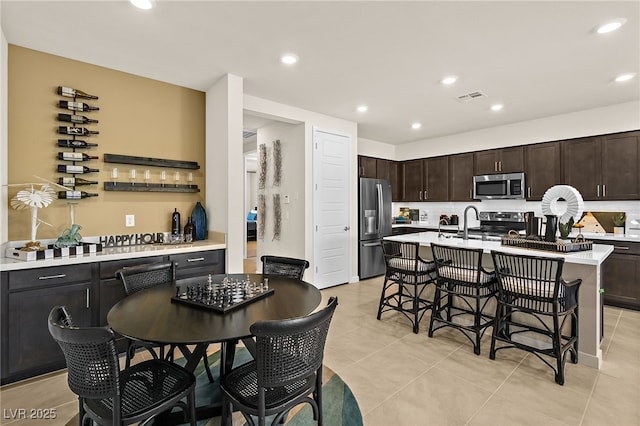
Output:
[
  {"xmin": 116, "ymin": 261, "xmax": 214, "ymax": 382},
  {"xmin": 260, "ymin": 255, "xmax": 310, "ymax": 280},
  {"xmin": 220, "ymin": 297, "xmax": 338, "ymax": 426},
  {"xmin": 48, "ymin": 305, "xmax": 197, "ymax": 426}
]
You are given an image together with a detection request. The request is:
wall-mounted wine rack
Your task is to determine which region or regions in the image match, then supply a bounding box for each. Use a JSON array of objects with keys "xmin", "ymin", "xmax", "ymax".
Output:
[
  {"xmin": 103, "ymin": 153, "xmax": 200, "ymax": 193},
  {"xmin": 55, "ymin": 86, "xmax": 100, "ymax": 200}
]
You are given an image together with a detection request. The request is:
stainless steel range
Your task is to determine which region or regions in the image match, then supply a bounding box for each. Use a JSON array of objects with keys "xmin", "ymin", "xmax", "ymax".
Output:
[{"xmin": 466, "ymin": 211, "xmax": 526, "ymax": 237}]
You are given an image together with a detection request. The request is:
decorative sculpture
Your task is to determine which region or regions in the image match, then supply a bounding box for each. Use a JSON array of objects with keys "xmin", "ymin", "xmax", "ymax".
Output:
[{"xmin": 10, "ymin": 183, "xmax": 55, "ymax": 249}]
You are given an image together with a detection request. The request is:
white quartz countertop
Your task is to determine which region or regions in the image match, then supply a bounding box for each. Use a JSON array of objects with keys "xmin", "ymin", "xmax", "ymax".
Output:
[
  {"xmin": 0, "ymin": 240, "xmax": 226, "ymax": 272},
  {"xmin": 385, "ymin": 231, "xmax": 613, "ymax": 266}
]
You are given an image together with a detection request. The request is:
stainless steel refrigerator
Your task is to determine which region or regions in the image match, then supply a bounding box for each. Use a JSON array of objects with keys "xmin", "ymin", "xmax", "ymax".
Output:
[{"xmin": 359, "ymin": 178, "xmax": 392, "ymax": 279}]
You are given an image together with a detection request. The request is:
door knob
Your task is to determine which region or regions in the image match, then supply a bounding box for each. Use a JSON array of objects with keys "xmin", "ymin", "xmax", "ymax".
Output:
[{"xmin": 344, "ymin": 226, "xmax": 350, "ymax": 231}]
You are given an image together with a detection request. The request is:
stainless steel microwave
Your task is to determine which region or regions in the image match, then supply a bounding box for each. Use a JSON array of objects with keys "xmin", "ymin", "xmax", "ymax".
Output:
[{"xmin": 473, "ymin": 172, "xmax": 526, "ymax": 200}]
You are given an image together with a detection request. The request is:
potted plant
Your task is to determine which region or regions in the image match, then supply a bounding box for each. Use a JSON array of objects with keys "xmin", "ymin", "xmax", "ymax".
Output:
[
  {"xmin": 558, "ymin": 216, "xmax": 574, "ymax": 241},
  {"xmin": 613, "ymin": 212, "xmax": 626, "ymax": 234}
]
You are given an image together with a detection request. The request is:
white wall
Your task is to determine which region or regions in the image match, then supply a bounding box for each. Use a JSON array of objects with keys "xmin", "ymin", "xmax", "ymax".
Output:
[
  {"xmin": 244, "ymin": 95, "xmax": 359, "ymax": 283},
  {"xmin": 358, "ymin": 137, "xmax": 396, "ymax": 159},
  {"xmin": 395, "ymin": 101, "xmax": 640, "ymax": 161},
  {"xmin": 0, "ymin": 10, "xmax": 8, "ymax": 244},
  {"xmin": 206, "ymin": 74, "xmax": 244, "ymax": 272},
  {"xmin": 255, "ymin": 122, "xmax": 306, "ymax": 267}
]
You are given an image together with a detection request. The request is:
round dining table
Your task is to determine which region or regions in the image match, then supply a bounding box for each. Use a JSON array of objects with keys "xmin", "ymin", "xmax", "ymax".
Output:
[{"xmin": 107, "ymin": 273, "xmax": 322, "ymax": 423}]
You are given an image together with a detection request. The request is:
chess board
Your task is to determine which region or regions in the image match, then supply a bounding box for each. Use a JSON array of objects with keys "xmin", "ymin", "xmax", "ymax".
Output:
[{"xmin": 171, "ymin": 277, "xmax": 275, "ymax": 313}]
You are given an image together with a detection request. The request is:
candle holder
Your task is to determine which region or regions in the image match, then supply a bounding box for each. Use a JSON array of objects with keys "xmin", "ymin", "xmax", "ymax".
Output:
[{"xmin": 111, "ymin": 168, "xmax": 118, "ymax": 186}]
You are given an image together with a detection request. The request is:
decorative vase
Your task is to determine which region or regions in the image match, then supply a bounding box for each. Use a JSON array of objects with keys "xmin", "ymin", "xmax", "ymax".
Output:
[
  {"xmin": 191, "ymin": 202, "xmax": 207, "ymax": 240},
  {"xmin": 613, "ymin": 226, "xmax": 625, "ymax": 235}
]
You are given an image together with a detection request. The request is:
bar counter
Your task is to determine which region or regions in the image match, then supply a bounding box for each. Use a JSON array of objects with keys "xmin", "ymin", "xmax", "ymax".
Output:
[{"xmin": 385, "ymin": 231, "xmax": 614, "ymax": 369}]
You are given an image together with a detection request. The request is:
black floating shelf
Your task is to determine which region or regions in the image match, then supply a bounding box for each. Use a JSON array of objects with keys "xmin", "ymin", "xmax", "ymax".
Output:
[
  {"xmin": 104, "ymin": 153, "xmax": 200, "ymax": 170},
  {"xmin": 104, "ymin": 182, "xmax": 200, "ymax": 193}
]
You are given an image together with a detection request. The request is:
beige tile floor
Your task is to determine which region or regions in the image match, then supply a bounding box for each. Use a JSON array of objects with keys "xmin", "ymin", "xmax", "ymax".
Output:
[{"xmin": 1, "ymin": 276, "xmax": 639, "ymax": 426}]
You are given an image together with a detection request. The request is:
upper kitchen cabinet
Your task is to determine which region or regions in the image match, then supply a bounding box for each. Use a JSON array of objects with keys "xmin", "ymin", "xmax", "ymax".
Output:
[
  {"xmin": 400, "ymin": 157, "xmax": 449, "ymax": 202},
  {"xmin": 601, "ymin": 131, "xmax": 640, "ymax": 200},
  {"xmin": 358, "ymin": 156, "xmax": 378, "ymax": 178},
  {"xmin": 562, "ymin": 131, "xmax": 639, "ymax": 200},
  {"xmin": 524, "ymin": 141, "xmax": 561, "ymax": 200},
  {"xmin": 474, "ymin": 146, "xmax": 524, "ymax": 175},
  {"xmin": 376, "ymin": 159, "xmax": 401, "ymax": 201},
  {"xmin": 449, "ymin": 153, "xmax": 475, "ymax": 201}
]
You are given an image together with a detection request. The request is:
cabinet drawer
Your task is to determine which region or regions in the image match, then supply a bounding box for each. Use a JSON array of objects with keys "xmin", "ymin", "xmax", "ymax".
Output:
[
  {"xmin": 99, "ymin": 256, "xmax": 164, "ymax": 279},
  {"xmin": 171, "ymin": 249, "xmax": 225, "ymax": 278},
  {"xmin": 8, "ymin": 264, "xmax": 93, "ymax": 291},
  {"xmin": 593, "ymin": 240, "xmax": 640, "ymax": 255}
]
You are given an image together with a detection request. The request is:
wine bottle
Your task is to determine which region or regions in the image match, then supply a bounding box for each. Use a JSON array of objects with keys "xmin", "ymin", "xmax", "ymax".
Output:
[
  {"xmin": 57, "ymin": 152, "xmax": 99, "ymax": 161},
  {"xmin": 58, "ymin": 100, "xmax": 99, "ymax": 112},
  {"xmin": 57, "ymin": 86, "xmax": 98, "ymax": 100},
  {"xmin": 183, "ymin": 217, "xmax": 195, "ymax": 243},
  {"xmin": 58, "ymin": 126, "xmax": 99, "ymax": 136},
  {"xmin": 58, "ymin": 177, "xmax": 99, "ymax": 186},
  {"xmin": 58, "ymin": 139, "xmax": 98, "ymax": 148},
  {"xmin": 57, "ymin": 113, "xmax": 99, "ymax": 124},
  {"xmin": 57, "ymin": 165, "xmax": 100, "ymax": 174},
  {"xmin": 57, "ymin": 191, "xmax": 99, "ymax": 199}
]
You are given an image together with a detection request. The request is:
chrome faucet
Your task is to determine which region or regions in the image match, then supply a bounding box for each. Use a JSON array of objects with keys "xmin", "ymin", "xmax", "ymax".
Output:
[
  {"xmin": 463, "ymin": 205, "xmax": 479, "ymax": 240},
  {"xmin": 438, "ymin": 218, "xmax": 448, "ymax": 238}
]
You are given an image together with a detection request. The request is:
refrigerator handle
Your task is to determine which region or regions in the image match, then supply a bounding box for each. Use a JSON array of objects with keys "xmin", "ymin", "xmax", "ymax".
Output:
[{"xmin": 376, "ymin": 183, "xmax": 384, "ymax": 234}]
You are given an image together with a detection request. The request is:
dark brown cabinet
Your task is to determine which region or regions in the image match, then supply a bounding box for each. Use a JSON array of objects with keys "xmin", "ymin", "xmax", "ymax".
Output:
[
  {"xmin": 401, "ymin": 159, "xmax": 423, "ymax": 201},
  {"xmin": 562, "ymin": 131, "xmax": 640, "ymax": 200},
  {"xmin": 1, "ymin": 248, "xmax": 226, "ymax": 385},
  {"xmin": 449, "ymin": 153, "xmax": 474, "ymax": 201},
  {"xmin": 601, "ymin": 131, "xmax": 640, "ymax": 200},
  {"xmin": 376, "ymin": 159, "xmax": 401, "ymax": 201},
  {"xmin": 474, "ymin": 146, "xmax": 524, "ymax": 175},
  {"xmin": 423, "ymin": 156, "xmax": 449, "ymax": 201},
  {"xmin": 1, "ymin": 264, "xmax": 97, "ymax": 383},
  {"xmin": 593, "ymin": 240, "xmax": 640, "ymax": 311},
  {"xmin": 358, "ymin": 156, "xmax": 377, "ymax": 178},
  {"xmin": 400, "ymin": 157, "xmax": 448, "ymax": 201},
  {"xmin": 524, "ymin": 141, "xmax": 561, "ymax": 200}
]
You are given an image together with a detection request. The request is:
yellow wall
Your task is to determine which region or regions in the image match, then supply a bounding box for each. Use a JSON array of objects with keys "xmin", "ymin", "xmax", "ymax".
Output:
[{"xmin": 7, "ymin": 45, "xmax": 206, "ymax": 241}]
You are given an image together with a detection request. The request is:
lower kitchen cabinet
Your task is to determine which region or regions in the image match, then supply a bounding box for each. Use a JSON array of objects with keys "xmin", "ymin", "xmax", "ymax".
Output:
[
  {"xmin": 1, "ymin": 248, "xmax": 226, "ymax": 384},
  {"xmin": 594, "ymin": 240, "xmax": 640, "ymax": 311},
  {"xmin": 1, "ymin": 264, "xmax": 97, "ymax": 384}
]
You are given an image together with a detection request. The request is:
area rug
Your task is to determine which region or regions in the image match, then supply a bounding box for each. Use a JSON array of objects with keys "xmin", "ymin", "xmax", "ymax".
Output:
[{"xmin": 180, "ymin": 346, "xmax": 363, "ymax": 426}]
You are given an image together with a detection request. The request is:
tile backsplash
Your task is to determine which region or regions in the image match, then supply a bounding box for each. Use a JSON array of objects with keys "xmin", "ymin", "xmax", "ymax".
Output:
[{"xmin": 392, "ymin": 199, "xmax": 640, "ymax": 234}]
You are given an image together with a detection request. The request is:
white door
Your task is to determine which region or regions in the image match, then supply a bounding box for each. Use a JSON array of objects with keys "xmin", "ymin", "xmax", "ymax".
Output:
[{"xmin": 313, "ymin": 128, "xmax": 351, "ymax": 289}]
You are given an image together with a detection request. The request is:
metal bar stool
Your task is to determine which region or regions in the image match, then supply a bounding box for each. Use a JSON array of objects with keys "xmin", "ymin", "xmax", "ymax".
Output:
[
  {"xmin": 378, "ymin": 240, "xmax": 436, "ymax": 334},
  {"xmin": 428, "ymin": 244, "xmax": 498, "ymax": 354},
  {"xmin": 490, "ymin": 251, "xmax": 581, "ymax": 385}
]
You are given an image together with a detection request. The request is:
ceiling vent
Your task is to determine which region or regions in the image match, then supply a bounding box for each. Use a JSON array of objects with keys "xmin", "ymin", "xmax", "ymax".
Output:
[
  {"xmin": 243, "ymin": 130, "xmax": 257, "ymax": 139},
  {"xmin": 457, "ymin": 91, "xmax": 487, "ymax": 102}
]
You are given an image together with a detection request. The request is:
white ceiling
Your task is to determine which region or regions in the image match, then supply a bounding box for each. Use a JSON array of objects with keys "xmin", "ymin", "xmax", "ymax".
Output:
[{"xmin": 2, "ymin": 1, "xmax": 638, "ymax": 145}]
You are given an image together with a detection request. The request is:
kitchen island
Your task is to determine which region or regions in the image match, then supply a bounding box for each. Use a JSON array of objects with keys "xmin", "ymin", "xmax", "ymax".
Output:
[{"xmin": 385, "ymin": 231, "xmax": 614, "ymax": 369}]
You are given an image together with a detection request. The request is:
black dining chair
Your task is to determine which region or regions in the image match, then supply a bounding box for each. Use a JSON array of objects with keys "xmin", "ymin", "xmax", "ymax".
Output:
[
  {"xmin": 378, "ymin": 240, "xmax": 437, "ymax": 334},
  {"xmin": 116, "ymin": 261, "xmax": 214, "ymax": 382},
  {"xmin": 48, "ymin": 305, "xmax": 197, "ymax": 426},
  {"xmin": 490, "ymin": 251, "xmax": 581, "ymax": 385},
  {"xmin": 429, "ymin": 244, "xmax": 498, "ymax": 355},
  {"xmin": 220, "ymin": 296, "xmax": 339, "ymax": 426},
  {"xmin": 260, "ymin": 255, "xmax": 310, "ymax": 280}
]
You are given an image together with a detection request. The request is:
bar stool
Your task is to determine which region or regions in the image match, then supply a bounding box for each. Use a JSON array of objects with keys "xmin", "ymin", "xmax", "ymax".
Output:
[
  {"xmin": 378, "ymin": 240, "xmax": 436, "ymax": 334},
  {"xmin": 428, "ymin": 244, "xmax": 498, "ymax": 355},
  {"xmin": 490, "ymin": 251, "xmax": 581, "ymax": 385}
]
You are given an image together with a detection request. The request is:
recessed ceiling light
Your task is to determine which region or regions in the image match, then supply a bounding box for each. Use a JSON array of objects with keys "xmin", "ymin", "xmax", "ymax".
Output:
[
  {"xmin": 411, "ymin": 122, "xmax": 422, "ymax": 130},
  {"xmin": 357, "ymin": 105, "xmax": 368, "ymax": 113},
  {"xmin": 281, "ymin": 54, "xmax": 298, "ymax": 65},
  {"xmin": 615, "ymin": 73, "xmax": 636, "ymax": 82},
  {"xmin": 441, "ymin": 76, "xmax": 458, "ymax": 85},
  {"xmin": 491, "ymin": 104, "xmax": 504, "ymax": 112},
  {"xmin": 596, "ymin": 18, "xmax": 626, "ymax": 34},
  {"xmin": 129, "ymin": 0, "xmax": 154, "ymax": 10}
]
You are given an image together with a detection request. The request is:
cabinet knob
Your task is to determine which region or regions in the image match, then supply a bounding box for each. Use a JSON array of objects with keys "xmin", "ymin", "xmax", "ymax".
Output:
[
  {"xmin": 597, "ymin": 184, "xmax": 600, "ymax": 197},
  {"xmin": 602, "ymin": 185, "xmax": 606, "ymax": 198}
]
